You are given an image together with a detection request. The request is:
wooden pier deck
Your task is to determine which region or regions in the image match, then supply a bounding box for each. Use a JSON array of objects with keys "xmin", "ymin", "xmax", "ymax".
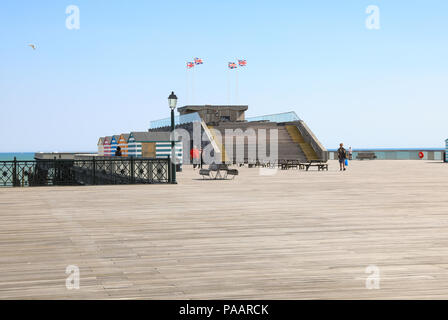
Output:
[{"xmin": 1, "ymin": 160, "xmax": 448, "ymax": 299}]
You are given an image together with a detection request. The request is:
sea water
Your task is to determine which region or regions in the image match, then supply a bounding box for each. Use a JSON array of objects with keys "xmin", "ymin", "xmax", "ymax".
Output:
[{"xmin": 0, "ymin": 153, "xmax": 35, "ymax": 161}]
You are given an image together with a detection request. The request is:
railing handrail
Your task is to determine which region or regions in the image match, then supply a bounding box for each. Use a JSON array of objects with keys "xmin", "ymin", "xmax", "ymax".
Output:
[
  {"xmin": 149, "ymin": 112, "xmax": 202, "ymax": 129},
  {"xmin": 295, "ymin": 120, "xmax": 328, "ymax": 162},
  {"xmin": 246, "ymin": 111, "xmax": 300, "ymax": 123}
]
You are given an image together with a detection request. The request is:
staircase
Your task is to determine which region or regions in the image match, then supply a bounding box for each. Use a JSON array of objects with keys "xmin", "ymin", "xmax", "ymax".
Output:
[
  {"xmin": 277, "ymin": 126, "xmax": 307, "ymax": 161},
  {"xmin": 285, "ymin": 125, "xmax": 319, "ymax": 161},
  {"xmin": 210, "ymin": 122, "xmax": 307, "ymax": 163}
]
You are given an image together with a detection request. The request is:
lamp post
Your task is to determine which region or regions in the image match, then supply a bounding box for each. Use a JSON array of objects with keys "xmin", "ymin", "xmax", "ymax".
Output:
[{"xmin": 168, "ymin": 91, "xmax": 177, "ymax": 184}]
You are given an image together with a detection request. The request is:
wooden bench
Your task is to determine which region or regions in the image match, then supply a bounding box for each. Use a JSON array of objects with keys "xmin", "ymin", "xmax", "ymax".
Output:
[
  {"xmin": 247, "ymin": 160, "xmax": 258, "ymax": 168},
  {"xmin": 300, "ymin": 160, "xmax": 329, "ymax": 171},
  {"xmin": 199, "ymin": 164, "xmax": 238, "ymax": 180},
  {"xmin": 279, "ymin": 159, "xmax": 300, "ymax": 170},
  {"xmin": 356, "ymin": 152, "xmax": 377, "ymax": 160},
  {"xmin": 248, "ymin": 160, "xmax": 276, "ymax": 168}
]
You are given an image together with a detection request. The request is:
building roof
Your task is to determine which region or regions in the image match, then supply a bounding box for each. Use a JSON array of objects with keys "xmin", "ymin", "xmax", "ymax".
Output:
[
  {"xmin": 130, "ymin": 131, "xmax": 173, "ymax": 142},
  {"xmin": 97, "ymin": 137, "xmax": 105, "ymax": 145},
  {"xmin": 119, "ymin": 133, "xmax": 130, "ymax": 141},
  {"xmin": 178, "ymin": 105, "xmax": 248, "ymax": 112},
  {"xmin": 104, "ymin": 136, "xmax": 112, "ymax": 144}
]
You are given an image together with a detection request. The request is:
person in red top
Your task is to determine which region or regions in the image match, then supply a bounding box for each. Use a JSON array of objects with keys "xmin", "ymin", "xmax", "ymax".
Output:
[{"xmin": 190, "ymin": 145, "xmax": 200, "ymax": 169}]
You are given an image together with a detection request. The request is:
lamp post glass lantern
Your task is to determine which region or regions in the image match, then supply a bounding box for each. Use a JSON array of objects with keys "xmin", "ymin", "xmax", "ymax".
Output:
[
  {"xmin": 168, "ymin": 91, "xmax": 177, "ymax": 110},
  {"xmin": 168, "ymin": 91, "xmax": 177, "ymax": 183}
]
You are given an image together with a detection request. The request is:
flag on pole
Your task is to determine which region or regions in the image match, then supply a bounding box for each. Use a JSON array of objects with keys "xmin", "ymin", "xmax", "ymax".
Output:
[
  {"xmin": 187, "ymin": 62, "xmax": 195, "ymax": 69},
  {"xmin": 228, "ymin": 62, "xmax": 237, "ymax": 69},
  {"xmin": 238, "ymin": 59, "xmax": 247, "ymax": 67},
  {"xmin": 194, "ymin": 57, "xmax": 203, "ymax": 65}
]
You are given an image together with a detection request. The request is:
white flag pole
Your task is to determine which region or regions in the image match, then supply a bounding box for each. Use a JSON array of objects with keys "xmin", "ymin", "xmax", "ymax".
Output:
[
  {"xmin": 227, "ymin": 65, "xmax": 230, "ymax": 104},
  {"xmin": 186, "ymin": 65, "xmax": 189, "ymax": 105},
  {"xmin": 235, "ymin": 66, "xmax": 239, "ymax": 104},
  {"xmin": 192, "ymin": 65, "xmax": 195, "ymax": 104}
]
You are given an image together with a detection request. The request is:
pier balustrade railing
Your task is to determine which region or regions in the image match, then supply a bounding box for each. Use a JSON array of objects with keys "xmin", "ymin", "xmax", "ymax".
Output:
[
  {"xmin": 0, "ymin": 157, "xmax": 171, "ymax": 187},
  {"xmin": 246, "ymin": 111, "xmax": 300, "ymax": 123}
]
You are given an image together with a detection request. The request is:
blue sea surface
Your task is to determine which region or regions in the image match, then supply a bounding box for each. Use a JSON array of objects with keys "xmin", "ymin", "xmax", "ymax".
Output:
[{"xmin": 0, "ymin": 153, "xmax": 35, "ymax": 161}]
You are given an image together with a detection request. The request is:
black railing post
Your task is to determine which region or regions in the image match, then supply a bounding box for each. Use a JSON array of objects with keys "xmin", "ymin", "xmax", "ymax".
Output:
[
  {"xmin": 130, "ymin": 157, "xmax": 135, "ymax": 184},
  {"xmin": 167, "ymin": 155, "xmax": 172, "ymax": 183},
  {"xmin": 53, "ymin": 156, "xmax": 58, "ymax": 185},
  {"xmin": 12, "ymin": 157, "xmax": 17, "ymax": 187},
  {"xmin": 167, "ymin": 158, "xmax": 171, "ymax": 183},
  {"xmin": 92, "ymin": 157, "xmax": 96, "ymax": 185}
]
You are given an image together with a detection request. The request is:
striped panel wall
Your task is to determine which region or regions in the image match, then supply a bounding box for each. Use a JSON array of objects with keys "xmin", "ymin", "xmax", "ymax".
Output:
[
  {"xmin": 101, "ymin": 138, "xmax": 183, "ymax": 160},
  {"xmin": 127, "ymin": 141, "xmax": 142, "ymax": 157},
  {"xmin": 156, "ymin": 142, "xmax": 183, "ymax": 161},
  {"xmin": 103, "ymin": 144, "xmax": 111, "ymax": 156},
  {"xmin": 118, "ymin": 142, "xmax": 129, "ymax": 156},
  {"xmin": 97, "ymin": 145, "xmax": 104, "ymax": 156},
  {"xmin": 110, "ymin": 141, "xmax": 117, "ymax": 154}
]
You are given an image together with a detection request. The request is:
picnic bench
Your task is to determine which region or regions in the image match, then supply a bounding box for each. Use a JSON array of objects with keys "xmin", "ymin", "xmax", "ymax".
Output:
[
  {"xmin": 356, "ymin": 152, "xmax": 377, "ymax": 160},
  {"xmin": 199, "ymin": 164, "xmax": 239, "ymax": 180},
  {"xmin": 300, "ymin": 160, "xmax": 329, "ymax": 171},
  {"xmin": 278, "ymin": 159, "xmax": 300, "ymax": 170},
  {"xmin": 247, "ymin": 160, "xmax": 276, "ymax": 168}
]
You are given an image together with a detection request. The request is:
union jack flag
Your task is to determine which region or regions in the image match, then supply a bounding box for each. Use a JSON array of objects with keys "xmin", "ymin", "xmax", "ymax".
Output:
[
  {"xmin": 194, "ymin": 57, "xmax": 203, "ymax": 65},
  {"xmin": 228, "ymin": 62, "xmax": 237, "ymax": 69},
  {"xmin": 238, "ymin": 59, "xmax": 247, "ymax": 67},
  {"xmin": 187, "ymin": 62, "xmax": 194, "ymax": 69}
]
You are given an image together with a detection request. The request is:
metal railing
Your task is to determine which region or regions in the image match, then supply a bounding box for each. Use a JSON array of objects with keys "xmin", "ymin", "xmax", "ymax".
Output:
[
  {"xmin": 149, "ymin": 112, "xmax": 202, "ymax": 129},
  {"xmin": 0, "ymin": 157, "xmax": 171, "ymax": 187},
  {"xmin": 246, "ymin": 111, "xmax": 300, "ymax": 123},
  {"xmin": 327, "ymin": 149, "xmax": 446, "ymax": 161},
  {"xmin": 296, "ymin": 120, "xmax": 328, "ymax": 162}
]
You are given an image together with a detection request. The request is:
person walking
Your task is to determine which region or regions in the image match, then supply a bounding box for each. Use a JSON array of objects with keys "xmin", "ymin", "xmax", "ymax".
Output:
[
  {"xmin": 200, "ymin": 146, "xmax": 204, "ymax": 169},
  {"xmin": 190, "ymin": 145, "xmax": 200, "ymax": 169},
  {"xmin": 337, "ymin": 143, "xmax": 347, "ymax": 171},
  {"xmin": 115, "ymin": 146, "xmax": 122, "ymax": 157},
  {"xmin": 348, "ymin": 147, "xmax": 353, "ymax": 160}
]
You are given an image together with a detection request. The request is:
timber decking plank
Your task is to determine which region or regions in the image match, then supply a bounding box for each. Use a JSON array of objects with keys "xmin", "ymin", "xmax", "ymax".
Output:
[{"xmin": 0, "ymin": 160, "xmax": 447, "ymax": 299}]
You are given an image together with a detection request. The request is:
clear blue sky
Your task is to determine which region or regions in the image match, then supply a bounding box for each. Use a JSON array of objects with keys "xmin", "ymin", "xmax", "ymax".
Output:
[{"xmin": 1, "ymin": 0, "xmax": 447, "ymax": 152}]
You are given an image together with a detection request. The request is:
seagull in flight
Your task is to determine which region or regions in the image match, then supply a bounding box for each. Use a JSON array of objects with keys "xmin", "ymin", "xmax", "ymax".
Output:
[{"xmin": 28, "ymin": 44, "xmax": 36, "ymax": 50}]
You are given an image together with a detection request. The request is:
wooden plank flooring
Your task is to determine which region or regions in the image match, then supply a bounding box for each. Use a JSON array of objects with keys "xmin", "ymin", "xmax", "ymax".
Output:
[{"xmin": 1, "ymin": 160, "xmax": 448, "ymax": 299}]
